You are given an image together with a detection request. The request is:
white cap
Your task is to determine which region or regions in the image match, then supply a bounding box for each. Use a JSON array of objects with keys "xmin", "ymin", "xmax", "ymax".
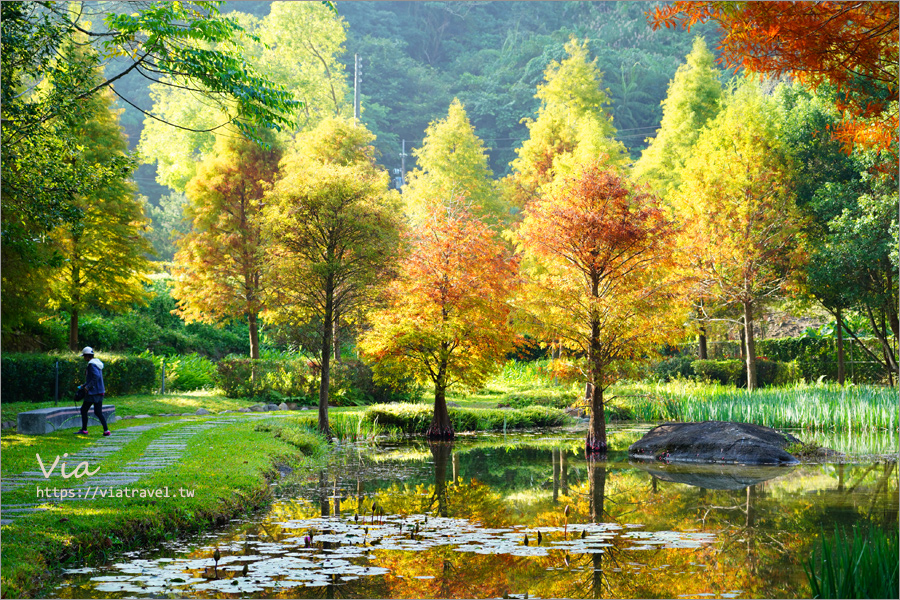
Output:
[{"xmin": 81, "ymin": 347, "xmax": 95, "ymax": 356}]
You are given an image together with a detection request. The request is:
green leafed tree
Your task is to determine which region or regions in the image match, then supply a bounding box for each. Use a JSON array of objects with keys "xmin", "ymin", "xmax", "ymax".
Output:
[
  {"xmin": 501, "ymin": 37, "xmax": 628, "ymax": 211},
  {"xmin": 403, "ymin": 99, "xmax": 506, "ymax": 226},
  {"xmin": 264, "ymin": 119, "xmax": 402, "ymax": 435},
  {"xmin": 1, "ymin": 1, "xmax": 300, "ymax": 334},
  {"xmin": 672, "ymin": 81, "xmax": 803, "ymax": 390},
  {"xmin": 139, "ymin": 2, "xmax": 348, "ymax": 192},
  {"xmin": 171, "ymin": 132, "xmax": 282, "ymax": 360},
  {"xmin": 632, "ymin": 36, "xmax": 724, "ymax": 194},
  {"xmin": 46, "ymin": 86, "xmax": 154, "ymax": 350}
]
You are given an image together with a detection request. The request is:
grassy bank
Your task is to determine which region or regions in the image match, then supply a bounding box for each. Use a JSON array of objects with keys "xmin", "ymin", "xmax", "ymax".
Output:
[{"xmin": 0, "ymin": 417, "xmax": 327, "ymax": 598}]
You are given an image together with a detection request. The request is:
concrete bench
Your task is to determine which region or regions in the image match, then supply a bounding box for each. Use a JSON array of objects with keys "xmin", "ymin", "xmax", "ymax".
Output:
[{"xmin": 17, "ymin": 405, "xmax": 117, "ymax": 435}]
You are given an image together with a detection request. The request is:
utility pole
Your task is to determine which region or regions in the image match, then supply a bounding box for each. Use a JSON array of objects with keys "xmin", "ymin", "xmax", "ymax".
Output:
[
  {"xmin": 353, "ymin": 53, "xmax": 361, "ymax": 122},
  {"xmin": 400, "ymin": 139, "xmax": 407, "ymax": 187}
]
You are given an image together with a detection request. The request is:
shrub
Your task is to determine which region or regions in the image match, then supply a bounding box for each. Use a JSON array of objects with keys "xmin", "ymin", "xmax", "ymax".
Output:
[
  {"xmin": 331, "ymin": 360, "xmax": 423, "ymax": 406},
  {"xmin": 109, "ymin": 313, "xmax": 162, "ymax": 353},
  {"xmin": 78, "ymin": 316, "xmax": 119, "ymax": 352},
  {"xmin": 215, "ymin": 358, "xmax": 315, "ymax": 401},
  {"xmin": 651, "ymin": 355, "xmax": 696, "ymax": 382},
  {"xmin": 503, "ymin": 388, "xmax": 578, "ymax": 409},
  {"xmin": 152, "ymin": 353, "xmax": 216, "ymax": 392},
  {"xmin": 0, "ymin": 353, "xmax": 154, "ymax": 402},
  {"xmin": 692, "ymin": 359, "xmax": 747, "ymax": 386},
  {"xmin": 691, "ymin": 358, "xmax": 793, "ymax": 387}
]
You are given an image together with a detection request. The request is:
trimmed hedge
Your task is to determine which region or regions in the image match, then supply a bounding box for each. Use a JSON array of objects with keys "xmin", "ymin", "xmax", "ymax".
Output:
[
  {"xmin": 691, "ymin": 358, "xmax": 800, "ymax": 388},
  {"xmin": 681, "ymin": 337, "xmax": 886, "ymax": 383},
  {"xmin": 1, "ymin": 353, "xmax": 155, "ymax": 402}
]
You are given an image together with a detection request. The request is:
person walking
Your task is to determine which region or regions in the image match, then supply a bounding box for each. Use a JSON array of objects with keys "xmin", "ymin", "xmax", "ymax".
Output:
[{"xmin": 75, "ymin": 346, "xmax": 110, "ymax": 436}]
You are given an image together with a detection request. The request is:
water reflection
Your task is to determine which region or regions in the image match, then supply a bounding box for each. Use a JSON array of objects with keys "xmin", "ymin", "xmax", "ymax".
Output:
[
  {"xmin": 52, "ymin": 433, "xmax": 898, "ymax": 599},
  {"xmin": 631, "ymin": 461, "xmax": 795, "ymax": 490}
]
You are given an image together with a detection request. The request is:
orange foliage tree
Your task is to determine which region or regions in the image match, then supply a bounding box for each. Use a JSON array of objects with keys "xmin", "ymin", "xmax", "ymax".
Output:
[
  {"xmin": 172, "ymin": 133, "xmax": 282, "ymax": 359},
  {"xmin": 359, "ymin": 200, "xmax": 518, "ymax": 440},
  {"xmin": 516, "ymin": 162, "xmax": 686, "ymax": 453},
  {"xmin": 649, "ymin": 1, "xmax": 899, "ymax": 152}
]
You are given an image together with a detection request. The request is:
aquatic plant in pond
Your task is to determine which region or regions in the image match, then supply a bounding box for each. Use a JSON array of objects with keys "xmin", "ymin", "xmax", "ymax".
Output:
[
  {"xmin": 805, "ymin": 523, "xmax": 899, "ymax": 599},
  {"xmin": 622, "ymin": 381, "xmax": 897, "ymax": 431}
]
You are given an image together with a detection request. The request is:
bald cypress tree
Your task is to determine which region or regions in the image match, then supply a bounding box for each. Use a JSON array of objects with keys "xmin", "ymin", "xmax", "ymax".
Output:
[
  {"xmin": 501, "ymin": 37, "xmax": 628, "ymax": 211},
  {"xmin": 47, "ymin": 82, "xmax": 153, "ymax": 351},
  {"xmin": 403, "ymin": 99, "xmax": 505, "ymax": 226},
  {"xmin": 633, "ymin": 37, "xmax": 724, "ymax": 194}
]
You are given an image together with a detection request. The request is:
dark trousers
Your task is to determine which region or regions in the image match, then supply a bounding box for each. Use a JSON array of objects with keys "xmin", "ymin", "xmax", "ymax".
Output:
[{"xmin": 80, "ymin": 395, "xmax": 109, "ymax": 431}]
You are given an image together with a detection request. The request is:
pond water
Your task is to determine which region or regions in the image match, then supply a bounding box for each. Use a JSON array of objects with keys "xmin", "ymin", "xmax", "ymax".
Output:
[{"xmin": 53, "ymin": 426, "xmax": 898, "ymax": 599}]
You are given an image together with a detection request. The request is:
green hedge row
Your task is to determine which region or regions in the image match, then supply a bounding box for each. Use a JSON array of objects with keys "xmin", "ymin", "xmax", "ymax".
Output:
[
  {"xmin": 1, "ymin": 353, "xmax": 155, "ymax": 403},
  {"xmin": 680, "ymin": 337, "xmax": 886, "ymax": 383},
  {"xmin": 691, "ymin": 358, "xmax": 800, "ymax": 388}
]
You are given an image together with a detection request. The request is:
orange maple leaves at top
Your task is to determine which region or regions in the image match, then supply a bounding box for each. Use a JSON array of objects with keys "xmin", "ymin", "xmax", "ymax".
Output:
[
  {"xmin": 520, "ymin": 164, "xmax": 673, "ymax": 281},
  {"xmin": 650, "ymin": 1, "xmax": 899, "ymax": 153}
]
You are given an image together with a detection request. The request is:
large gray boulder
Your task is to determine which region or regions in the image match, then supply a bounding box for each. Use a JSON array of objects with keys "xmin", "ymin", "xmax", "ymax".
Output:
[{"xmin": 629, "ymin": 421, "xmax": 801, "ymax": 465}]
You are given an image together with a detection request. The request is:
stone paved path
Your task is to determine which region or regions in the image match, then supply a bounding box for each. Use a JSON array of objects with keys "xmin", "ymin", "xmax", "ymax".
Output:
[{"xmin": 1, "ymin": 415, "xmax": 283, "ymax": 525}]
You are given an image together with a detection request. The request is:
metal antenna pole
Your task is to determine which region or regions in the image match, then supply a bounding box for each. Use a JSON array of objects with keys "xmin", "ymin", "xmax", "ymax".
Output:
[
  {"xmin": 353, "ymin": 53, "xmax": 360, "ymax": 122},
  {"xmin": 400, "ymin": 139, "xmax": 407, "ymax": 187}
]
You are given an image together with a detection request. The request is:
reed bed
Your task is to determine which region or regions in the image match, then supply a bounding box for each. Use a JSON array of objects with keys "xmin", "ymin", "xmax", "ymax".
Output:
[
  {"xmin": 621, "ymin": 381, "xmax": 897, "ymax": 432},
  {"xmin": 805, "ymin": 523, "xmax": 899, "ymax": 599}
]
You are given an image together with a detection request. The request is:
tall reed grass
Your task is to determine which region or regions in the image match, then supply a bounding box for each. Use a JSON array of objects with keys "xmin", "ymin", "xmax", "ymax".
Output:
[
  {"xmin": 329, "ymin": 413, "xmax": 397, "ymax": 442},
  {"xmin": 621, "ymin": 381, "xmax": 897, "ymax": 431},
  {"xmin": 805, "ymin": 523, "xmax": 899, "ymax": 599}
]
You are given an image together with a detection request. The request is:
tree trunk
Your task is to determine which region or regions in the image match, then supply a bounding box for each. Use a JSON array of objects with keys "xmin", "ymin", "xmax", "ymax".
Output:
[
  {"xmin": 430, "ymin": 441, "xmax": 452, "ymax": 517},
  {"xmin": 552, "ymin": 448, "xmax": 559, "ymax": 503},
  {"xmin": 697, "ymin": 302, "xmax": 708, "ymax": 359},
  {"xmin": 836, "ymin": 307, "xmax": 845, "ymax": 386},
  {"xmin": 248, "ymin": 312, "xmax": 260, "ymax": 360},
  {"xmin": 587, "ymin": 273, "xmax": 607, "ymax": 453},
  {"xmin": 588, "ymin": 461, "xmax": 607, "ymax": 599},
  {"xmin": 586, "ymin": 340, "xmax": 607, "ymax": 453},
  {"xmin": 318, "ymin": 282, "xmax": 334, "ymax": 437},
  {"xmin": 69, "ymin": 307, "xmax": 79, "ymax": 352},
  {"xmin": 743, "ymin": 300, "xmax": 757, "ymax": 391},
  {"xmin": 427, "ymin": 359, "xmax": 454, "ymax": 439}
]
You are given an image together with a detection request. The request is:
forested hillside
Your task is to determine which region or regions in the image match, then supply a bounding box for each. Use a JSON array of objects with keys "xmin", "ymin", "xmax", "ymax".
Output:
[{"xmin": 121, "ymin": 1, "xmax": 720, "ymax": 210}]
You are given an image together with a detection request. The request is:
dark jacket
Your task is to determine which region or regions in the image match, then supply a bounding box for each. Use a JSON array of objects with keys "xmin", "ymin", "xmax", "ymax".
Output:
[{"xmin": 84, "ymin": 358, "xmax": 106, "ymax": 396}]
